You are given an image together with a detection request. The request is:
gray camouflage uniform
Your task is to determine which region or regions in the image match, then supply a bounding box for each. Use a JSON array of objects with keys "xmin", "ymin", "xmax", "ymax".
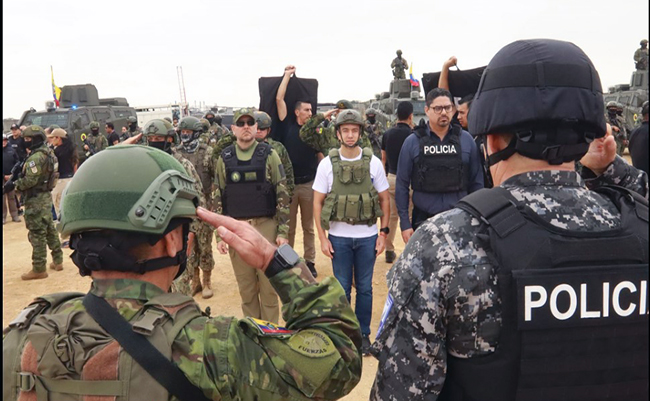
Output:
[{"xmin": 370, "ymin": 156, "xmax": 648, "ymax": 401}]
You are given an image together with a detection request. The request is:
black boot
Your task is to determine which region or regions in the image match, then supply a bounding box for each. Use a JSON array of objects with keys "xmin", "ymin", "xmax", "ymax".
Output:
[
  {"xmin": 385, "ymin": 250, "xmax": 396, "ymax": 263},
  {"xmin": 306, "ymin": 261, "xmax": 318, "ymax": 278}
]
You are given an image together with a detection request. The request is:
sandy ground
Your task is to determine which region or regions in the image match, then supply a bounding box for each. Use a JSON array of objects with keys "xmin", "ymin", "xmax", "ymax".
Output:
[{"xmin": 2, "ymin": 210, "xmax": 406, "ymax": 400}]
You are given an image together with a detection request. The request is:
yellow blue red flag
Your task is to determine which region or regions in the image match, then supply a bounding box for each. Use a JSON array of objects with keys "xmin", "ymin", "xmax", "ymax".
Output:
[
  {"xmin": 51, "ymin": 65, "xmax": 61, "ymax": 107},
  {"xmin": 409, "ymin": 62, "xmax": 420, "ymax": 87}
]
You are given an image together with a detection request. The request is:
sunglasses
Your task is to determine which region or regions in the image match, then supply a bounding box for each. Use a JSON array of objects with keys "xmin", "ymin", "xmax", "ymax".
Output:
[{"xmin": 236, "ymin": 119, "xmax": 256, "ymax": 127}]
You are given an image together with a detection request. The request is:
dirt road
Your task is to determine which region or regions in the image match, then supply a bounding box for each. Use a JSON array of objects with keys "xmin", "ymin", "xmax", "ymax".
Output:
[{"xmin": 2, "ymin": 210, "xmax": 406, "ymax": 400}]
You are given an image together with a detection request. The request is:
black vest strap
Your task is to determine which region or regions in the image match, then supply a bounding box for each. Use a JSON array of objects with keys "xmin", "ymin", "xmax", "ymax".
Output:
[{"xmin": 83, "ymin": 293, "xmax": 211, "ymax": 401}]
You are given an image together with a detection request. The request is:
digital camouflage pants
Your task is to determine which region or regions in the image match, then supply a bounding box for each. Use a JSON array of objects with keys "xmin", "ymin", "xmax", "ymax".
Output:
[
  {"xmin": 172, "ymin": 220, "xmax": 214, "ymax": 295},
  {"xmin": 24, "ymin": 194, "xmax": 62, "ymax": 272}
]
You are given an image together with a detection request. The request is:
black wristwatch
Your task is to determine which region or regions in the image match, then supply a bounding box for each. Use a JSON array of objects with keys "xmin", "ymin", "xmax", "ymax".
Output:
[
  {"xmin": 265, "ymin": 244, "xmax": 301, "ymax": 278},
  {"xmin": 379, "ymin": 227, "xmax": 390, "ymax": 236}
]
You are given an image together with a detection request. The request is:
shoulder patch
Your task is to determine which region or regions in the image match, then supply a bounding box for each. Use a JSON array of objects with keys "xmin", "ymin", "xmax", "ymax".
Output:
[
  {"xmin": 28, "ymin": 161, "xmax": 36, "ymax": 168},
  {"xmin": 287, "ymin": 329, "xmax": 336, "ymax": 358},
  {"xmin": 246, "ymin": 317, "xmax": 294, "ymax": 337}
]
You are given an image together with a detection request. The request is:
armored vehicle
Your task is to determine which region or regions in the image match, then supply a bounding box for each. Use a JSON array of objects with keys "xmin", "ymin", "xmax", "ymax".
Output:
[
  {"xmin": 366, "ymin": 78, "xmax": 427, "ymax": 127},
  {"xmin": 603, "ymin": 69, "xmax": 648, "ymax": 130},
  {"xmin": 18, "ymin": 84, "xmax": 137, "ymax": 164}
]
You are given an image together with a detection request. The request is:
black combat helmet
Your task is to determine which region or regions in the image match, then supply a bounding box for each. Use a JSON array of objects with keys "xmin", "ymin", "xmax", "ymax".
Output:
[{"xmin": 469, "ymin": 39, "xmax": 606, "ymax": 165}]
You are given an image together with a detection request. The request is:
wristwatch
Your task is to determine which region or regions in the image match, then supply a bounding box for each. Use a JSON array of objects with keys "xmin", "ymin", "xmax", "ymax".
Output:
[
  {"xmin": 379, "ymin": 227, "xmax": 390, "ymax": 236},
  {"xmin": 264, "ymin": 244, "xmax": 301, "ymax": 278}
]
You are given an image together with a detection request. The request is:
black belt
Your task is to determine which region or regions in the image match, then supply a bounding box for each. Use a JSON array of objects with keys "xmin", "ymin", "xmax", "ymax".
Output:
[{"xmin": 294, "ymin": 175, "xmax": 314, "ymax": 185}]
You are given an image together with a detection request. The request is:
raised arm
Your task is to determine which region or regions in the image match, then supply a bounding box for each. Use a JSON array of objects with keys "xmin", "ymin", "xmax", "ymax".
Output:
[{"xmin": 276, "ymin": 65, "xmax": 295, "ymax": 122}]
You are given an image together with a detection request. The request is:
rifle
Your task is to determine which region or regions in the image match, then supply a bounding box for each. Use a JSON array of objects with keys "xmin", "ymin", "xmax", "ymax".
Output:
[
  {"xmin": 3, "ymin": 160, "xmax": 25, "ymax": 194},
  {"xmin": 84, "ymin": 137, "xmax": 96, "ymax": 157}
]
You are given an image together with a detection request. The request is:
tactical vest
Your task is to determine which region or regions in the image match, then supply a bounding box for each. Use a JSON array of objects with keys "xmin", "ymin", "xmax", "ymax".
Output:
[
  {"xmin": 221, "ymin": 142, "xmax": 276, "ymax": 219},
  {"xmin": 180, "ymin": 142, "xmax": 212, "ymax": 197},
  {"xmin": 411, "ymin": 123, "xmax": 467, "ymax": 193},
  {"xmin": 22, "ymin": 146, "xmax": 59, "ymax": 195},
  {"xmin": 438, "ymin": 186, "xmax": 649, "ymax": 401},
  {"xmin": 321, "ymin": 147, "xmax": 383, "ymax": 230},
  {"xmin": 3, "ymin": 291, "xmax": 208, "ymax": 401}
]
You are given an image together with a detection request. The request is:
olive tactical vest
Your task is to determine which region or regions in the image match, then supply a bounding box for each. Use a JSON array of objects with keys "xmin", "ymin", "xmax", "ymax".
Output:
[
  {"xmin": 320, "ymin": 147, "xmax": 383, "ymax": 230},
  {"xmin": 22, "ymin": 146, "xmax": 59, "ymax": 195},
  {"xmin": 439, "ymin": 186, "xmax": 649, "ymax": 401},
  {"xmin": 3, "ymin": 291, "xmax": 207, "ymax": 401}
]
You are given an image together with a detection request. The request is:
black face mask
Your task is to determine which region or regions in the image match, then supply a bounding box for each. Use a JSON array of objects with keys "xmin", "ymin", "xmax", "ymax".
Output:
[
  {"xmin": 607, "ymin": 110, "xmax": 617, "ymax": 117},
  {"xmin": 206, "ymin": 117, "xmax": 215, "ymax": 124},
  {"xmin": 129, "ymin": 123, "xmax": 136, "ymax": 132},
  {"xmin": 367, "ymin": 116, "xmax": 376, "ymax": 124},
  {"xmin": 148, "ymin": 141, "xmax": 172, "ymax": 154},
  {"xmin": 91, "ymin": 128, "xmax": 100, "ymax": 136}
]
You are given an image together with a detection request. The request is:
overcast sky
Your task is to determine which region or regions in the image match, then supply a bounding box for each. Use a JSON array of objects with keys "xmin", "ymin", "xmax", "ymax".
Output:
[{"xmin": 3, "ymin": 0, "xmax": 648, "ymax": 119}]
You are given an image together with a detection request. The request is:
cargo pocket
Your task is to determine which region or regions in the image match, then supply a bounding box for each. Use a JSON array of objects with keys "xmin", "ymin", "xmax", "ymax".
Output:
[{"xmin": 343, "ymin": 194, "xmax": 361, "ymax": 222}]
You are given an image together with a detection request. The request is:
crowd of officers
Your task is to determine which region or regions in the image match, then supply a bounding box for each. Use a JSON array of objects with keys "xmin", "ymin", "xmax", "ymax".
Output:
[{"xmin": 3, "ymin": 38, "xmax": 649, "ymax": 401}]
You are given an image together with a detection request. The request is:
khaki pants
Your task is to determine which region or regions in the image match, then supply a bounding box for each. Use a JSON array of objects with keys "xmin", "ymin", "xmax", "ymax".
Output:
[
  {"xmin": 51, "ymin": 177, "xmax": 72, "ymax": 218},
  {"xmin": 386, "ymin": 173, "xmax": 413, "ymax": 252},
  {"xmin": 230, "ymin": 216, "xmax": 279, "ymax": 323},
  {"xmin": 3, "ymin": 188, "xmax": 19, "ymax": 221},
  {"xmin": 288, "ymin": 181, "xmax": 316, "ymax": 263}
]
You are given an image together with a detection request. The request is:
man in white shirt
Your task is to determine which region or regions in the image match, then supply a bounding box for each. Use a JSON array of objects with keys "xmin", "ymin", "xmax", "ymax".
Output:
[{"xmin": 313, "ymin": 109, "xmax": 390, "ymax": 355}]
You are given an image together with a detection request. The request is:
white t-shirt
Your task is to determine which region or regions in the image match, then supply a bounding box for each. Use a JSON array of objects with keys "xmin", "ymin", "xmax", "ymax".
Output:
[{"xmin": 313, "ymin": 149, "xmax": 389, "ymax": 238}]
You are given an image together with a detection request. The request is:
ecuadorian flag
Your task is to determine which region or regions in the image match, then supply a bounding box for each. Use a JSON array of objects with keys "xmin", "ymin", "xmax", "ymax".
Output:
[
  {"xmin": 51, "ymin": 66, "xmax": 61, "ymax": 107},
  {"xmin": 409, "ymin": 63, "xmax": 420, "ymax": 87}
]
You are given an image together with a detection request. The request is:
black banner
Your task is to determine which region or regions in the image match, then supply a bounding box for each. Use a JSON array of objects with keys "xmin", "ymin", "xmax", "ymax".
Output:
[{"xmin": 421, "ymin": 66, "xmax": 486, "ymax": 99}]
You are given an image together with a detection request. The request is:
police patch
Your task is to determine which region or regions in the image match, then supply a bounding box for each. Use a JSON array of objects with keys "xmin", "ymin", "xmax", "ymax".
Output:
[
  {"xmin": 288, "ymin": 329, "xmax": 336, "ymax": 357},
  {"xmin": 246, "ymin": 317, "xmax": 293, "ymax": 337},
  {"xmin": 231, "ymin": 171, "xmax": 241, "ymax": 182}
]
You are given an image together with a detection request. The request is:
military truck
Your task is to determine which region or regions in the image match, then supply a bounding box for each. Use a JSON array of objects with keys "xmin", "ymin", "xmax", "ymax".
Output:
[
  {"xmin": 366, "ymin": 78, "xmax": 427, "ymax": 127},
  {"xmin": 603, "ymin": 69, "xmax": 648, "ymax": 130},
  {"xmin": 18, "ymin": 84, "xmax": 137, "ymax": 164}
]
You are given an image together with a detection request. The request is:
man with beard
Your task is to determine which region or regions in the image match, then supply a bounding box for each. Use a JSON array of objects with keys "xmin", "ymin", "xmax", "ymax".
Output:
[
  {"xmin": 395, "ymin": 88, "xmax": 483, "ymax": 243},
  {"xmin": 213, "ymin": 108, "xmax": 290, "ymax": 324}
]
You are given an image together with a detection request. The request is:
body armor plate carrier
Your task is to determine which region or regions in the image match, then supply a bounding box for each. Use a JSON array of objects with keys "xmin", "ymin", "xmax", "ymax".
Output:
[{"xmin": 411, "ymin": 123, "xmax": 466, "ymax": 193}]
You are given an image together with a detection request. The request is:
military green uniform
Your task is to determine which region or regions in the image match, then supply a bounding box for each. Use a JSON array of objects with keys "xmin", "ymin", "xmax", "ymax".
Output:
[
  {"xmin": 213, "ymin": 141, "xmax": 290, "ymax": 322},
  {"xmin": 169, "ymin": 148, "xmax": 206, "ymax": 295},
  {"xmin": 634, "ymin": 47, "xmax": 648, "ymax": 70},
  {"xmin": 15, "ymin": 145, "xmax": 62, "ymax": 273},
  {"xmin": 365, "ymin": 120, "xmax": 385, "ymax": 159},
  {"xmin": 3, "ymin": 267, "xmax": 363, "ymax": 400},
  {"xmin": 299, "ymin": 113, "xmax": 372, "ymax": 155},
  {"xmin": 391, "ymin": 56, "xmax": 408, "ymax": 80},
  {"xmin": 176, "ymin": 141, "xmax": 216, "ymax": 278},
  {"xmin": 83, "ymin": 132, "xmax": 108, "ymax": 155},
  {"xmin": 607, "ymin": 112, "xmax": 628, "ymax": 155}
]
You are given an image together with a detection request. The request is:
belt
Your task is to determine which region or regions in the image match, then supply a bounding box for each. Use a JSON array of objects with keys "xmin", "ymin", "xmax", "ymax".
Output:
[{"xmin": 294, "ymin": 175, "xmax": 314, "ymax": 185}]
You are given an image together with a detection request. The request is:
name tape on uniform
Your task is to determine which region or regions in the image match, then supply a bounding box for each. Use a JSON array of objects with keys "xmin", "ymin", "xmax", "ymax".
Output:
[
  {"xmin": 515, "ymin": 265, "xmax": 648, "ymax": 330},
  {"xmin": 423, "ymin": 144, "xmax": 458, "ymax": 155}
]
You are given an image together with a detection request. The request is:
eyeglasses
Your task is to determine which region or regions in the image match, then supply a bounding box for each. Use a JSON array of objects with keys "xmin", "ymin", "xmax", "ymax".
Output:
[
  {"xmin": 430, "ymin": 105, "xmax": 454, "ymax": 114},
  {"xmin": 235, "ymin": 119, "xmax": 256, "ymax": 127}
]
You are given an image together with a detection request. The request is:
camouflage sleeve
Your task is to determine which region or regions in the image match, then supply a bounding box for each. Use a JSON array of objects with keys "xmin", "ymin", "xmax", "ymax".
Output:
[
  {"xmin": 15, "ymin": 153, "xmax": 43, "ymax": 191},
  {"xmin": 212, "ymin": 158, "xmax": 225, "ymax": 242},
  {"xmin": 101, "ymin": 136, "xmax": 108, "ymax": 151},
  {"xmin": 371, "ymin": 208, "xmax": 497, "ymax": 401},
  {"xmin": 299, "ymin": 114, "xmax": 328, "ymax": 153},
  {"xmin": 212, "ymin": 132, "xmax": 236, "ymax": 158},
  {"xmin": 268, "ymin": 150, "xmax": 290, "ymax": 239},
  {"xmin": 196, "ymin": 266, "xmax": 362, "ymax": 400},
  {"xmin": 582, "ymin": 155, "xmax": 649, "ymax": 199},
  {"xmin": 271, "ymin": 139, "xmax": 295, "ymax": 197}
]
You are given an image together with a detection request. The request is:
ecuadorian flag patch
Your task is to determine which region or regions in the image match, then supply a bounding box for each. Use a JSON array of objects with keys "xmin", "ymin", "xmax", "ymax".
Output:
[{"xmin": 247, "ymin": 317, "xmax": 294, "ymax": 337}]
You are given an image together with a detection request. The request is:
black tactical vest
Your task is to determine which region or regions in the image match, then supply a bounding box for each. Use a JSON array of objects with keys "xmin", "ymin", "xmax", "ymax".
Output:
[
  {"xmin": 439, "ymin": 186, "xmax": 649, "ymax": 401},
  {"xmin": 411, "ymin": 123, "xmax": 467, "ymax": 193},
  {"xmin": 221, "ymin": 142, "xmax": 276, "ymax": 219}
]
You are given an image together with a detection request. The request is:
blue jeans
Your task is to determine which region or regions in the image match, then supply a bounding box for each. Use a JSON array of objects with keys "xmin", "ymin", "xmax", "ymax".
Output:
[{"xmin": 329, "ymin": 234, "xmax": 377, "ymax": 337}]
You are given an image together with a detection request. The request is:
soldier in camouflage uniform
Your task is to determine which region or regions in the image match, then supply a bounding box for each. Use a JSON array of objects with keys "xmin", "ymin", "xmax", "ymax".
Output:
[
  {"xmin": 634, "ymin": 39, "xmax": 648, "ymax": 70},
  {"xmin": 213, "ymin": 108, "xmax": 291, "ymax": 324},
  {"xmin": 606, "ymin": 101, "xmax": 628, "ymax": 155},
  {"xmin": 176, "ymin": 116, "xmax": 216, "ymax": 299},
  {"xmin": 83, "ymin": 121, "xmax": 108, "ymax": 157},
  {"xmin": 371, "ymin": 39, "xmax": 649, "ymax": 401},
  {"xmin": 391, "ymin": 49, "xmax": 408, "ymax": 80},
  {"xmin": 364, "ymin": 108, "xmax": 385, "ymax": 158},
  {"xmin": 143, "ymin": 119, "xmax": 206, "ymax": 296},
  {"xmin": 299, "ymin": 99, "xmax": 372, "ymax": 155},
  {"xmin": 204, "ymin": 110, "xmax": 228, "ymax": 140},
  {"xmin": 127, "ymin": 116, "xmax": 145, "ymax": 144},
  {"xmin": 3, "ymin": 144, "xmax": 363, "ymax": 401},
  {"xmin": 256, "ymin": 110, "xmax": 295, "ymax": 197},
  {"xmin": 10, "ymin": 125, "xmax": 63, "ymax": 280}
]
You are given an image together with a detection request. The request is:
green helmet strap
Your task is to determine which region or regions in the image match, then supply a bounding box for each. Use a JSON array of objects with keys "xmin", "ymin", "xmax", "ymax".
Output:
[{"xmin": 70, "ymin": 219, "xmax": 191, "ymax": 278}]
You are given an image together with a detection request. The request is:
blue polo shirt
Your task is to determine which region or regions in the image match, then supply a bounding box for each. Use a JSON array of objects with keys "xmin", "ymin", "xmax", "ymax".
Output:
[{"xmin": 395, "ymin": 124, "xmax": 484, "ymax": 231}]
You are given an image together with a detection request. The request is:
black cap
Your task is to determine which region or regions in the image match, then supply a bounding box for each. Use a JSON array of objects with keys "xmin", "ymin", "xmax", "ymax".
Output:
[{"xmin": 10, "ymin": 123, "xmax": 20, "ymax": 130}]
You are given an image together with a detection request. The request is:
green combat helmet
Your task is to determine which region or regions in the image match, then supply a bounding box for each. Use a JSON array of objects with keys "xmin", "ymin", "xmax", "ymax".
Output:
[
  {"xmin": 144, "ymin": 118, "xmax": 178, "ymax": 153},
  {"xmin": 606, "ymin": 101, "xmax": 618, "ymax": 109},
  {"xmin": 396, "ymin": 49, "xmax": 402, "ymax": 56},
  {"xmin": 199, "ymin": 118, "xmax": 211, "ymax": 133},
  {"xmin": 366, "ymin": 108, "xmax": 377, "ymax": 117},
  {"xmin": 178, "ymin": 116, "xmax": 201, "ymax": 132},
  {"xmin": 335, "ymin": 109, "xmax": 365, "ymax": 129},
  {"xmin": 23, "ymin": 125, "xmax": 47, "ymax": 149},
  {"xmin": 89, "ymin": 121, "xmax": 100, "ymax": 129},
  {"xmin": 255, "ymin": 111, "xmax": 272, "ymax": 130},
  {"xmin": 58, "ymin": 145, "xmax": 199, "ymax": 276},
  {"xmin": 127, "ymin": 116, "xmax": 137, "ymax": 124}
]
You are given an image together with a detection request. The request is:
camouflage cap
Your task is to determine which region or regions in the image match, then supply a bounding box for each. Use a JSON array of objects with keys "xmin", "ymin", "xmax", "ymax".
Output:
[
  {"xmin": 233, "ymin": 108, "xmax": 256, "ymax": 124},
  {"xmin": 48, "ymin": 128, "xmax": 67, "ymax": 138},
  {"xmin": 336, "ymin": 99, "xmax": 353, "ymax": 110}
]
